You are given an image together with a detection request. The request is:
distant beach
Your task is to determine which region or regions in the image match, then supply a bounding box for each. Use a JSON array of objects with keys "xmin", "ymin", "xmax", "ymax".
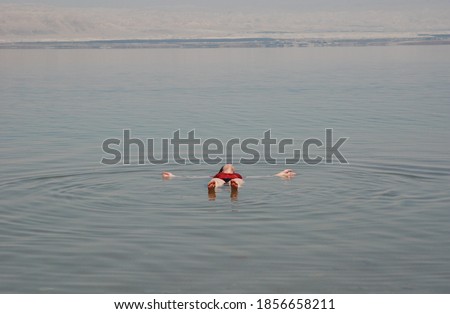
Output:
[{"xmin": 1, "ymin": 34, "xmax": 450, "ymax": 49}]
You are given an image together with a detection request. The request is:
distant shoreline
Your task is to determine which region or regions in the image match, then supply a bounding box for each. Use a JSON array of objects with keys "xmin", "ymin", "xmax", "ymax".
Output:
[{"xmin": 1, "ymin": 34, "xmax": 450, "ymax": 49}]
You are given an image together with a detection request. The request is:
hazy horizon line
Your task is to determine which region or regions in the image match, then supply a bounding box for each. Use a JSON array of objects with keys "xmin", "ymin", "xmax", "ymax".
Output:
[{"xmin": 1, "ymin": 3, "xmax": 450, "ymax": 44}]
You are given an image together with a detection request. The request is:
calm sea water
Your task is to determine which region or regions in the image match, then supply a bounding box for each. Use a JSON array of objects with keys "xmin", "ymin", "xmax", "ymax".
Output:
[{"xmin": 1, "ymin": 46, "xmax": 449, "ymax": 293}]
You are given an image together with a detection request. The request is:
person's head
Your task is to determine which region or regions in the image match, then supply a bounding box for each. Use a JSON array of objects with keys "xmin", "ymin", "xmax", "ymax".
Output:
[{"xmin": 221, "ymin": 164, "xmax": 235, "ymax": 174}]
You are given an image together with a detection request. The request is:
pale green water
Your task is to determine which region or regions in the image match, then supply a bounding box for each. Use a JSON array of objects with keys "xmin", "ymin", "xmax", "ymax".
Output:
[{"xmin": 1, "ymin": 46, "xmax": 450, "ymax": 293}]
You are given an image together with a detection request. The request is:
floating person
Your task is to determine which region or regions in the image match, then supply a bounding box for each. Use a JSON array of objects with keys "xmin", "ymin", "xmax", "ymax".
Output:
[
  {"xmin": 162, "ymin": 165, "xmax": 295, "ymax": 200},
  {"xmin": 162, "ymin": 165, "xmax": 295, "ymax": 186},
  {"xmin": 162, "ymin": 165, "xmax": 295, "ymax": 182},
  {"xmin": 207, "ymin": 164, "xmax": 244, "ymax": 191}
]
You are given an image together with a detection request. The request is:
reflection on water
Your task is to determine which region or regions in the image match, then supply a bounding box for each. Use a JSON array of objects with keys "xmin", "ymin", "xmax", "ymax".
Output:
[{"xmin": 1, "ymin": 46, "xmax": 450, "ymax": 293}]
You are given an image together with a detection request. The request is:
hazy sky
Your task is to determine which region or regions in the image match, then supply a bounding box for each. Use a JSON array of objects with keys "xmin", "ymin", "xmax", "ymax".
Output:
[{"xmin": 1, "ymin": 1, "xmax": 450, "ymax": 42}]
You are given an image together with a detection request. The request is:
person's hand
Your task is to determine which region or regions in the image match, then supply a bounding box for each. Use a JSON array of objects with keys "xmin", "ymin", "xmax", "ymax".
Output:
[
  {"xmin": 162, "ymin": 172, "xmax": 175, "ymax": 179},
  {"xmin": 275, "ymin": 169, "xmax": 296, "ymax": 178}
]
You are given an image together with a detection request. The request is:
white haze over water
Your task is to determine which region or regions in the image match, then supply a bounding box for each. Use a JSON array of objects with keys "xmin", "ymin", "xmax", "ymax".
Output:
[{"xmin": 1, "ymin": 0, "xmax": 450, "ymax": 42}]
